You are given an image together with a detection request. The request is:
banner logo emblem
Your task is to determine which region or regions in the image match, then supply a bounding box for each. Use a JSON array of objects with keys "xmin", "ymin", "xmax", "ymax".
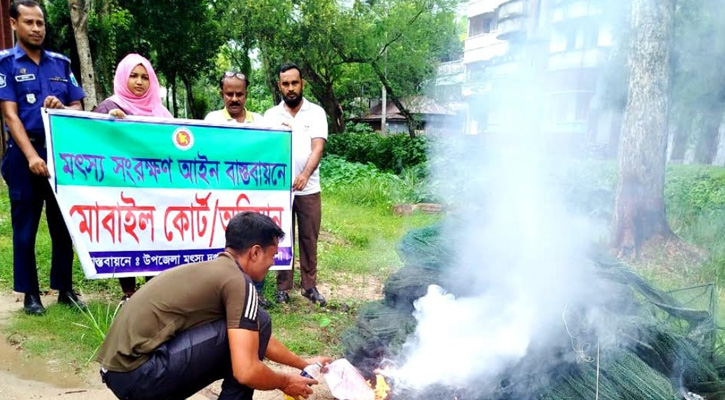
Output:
[{"xmin": 172, "ymin": 127, "xmax": 194, "ymax": 151}]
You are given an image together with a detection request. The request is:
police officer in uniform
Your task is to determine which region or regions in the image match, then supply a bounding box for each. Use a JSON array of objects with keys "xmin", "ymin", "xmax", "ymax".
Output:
[{"xmin": 0, "ymin": 1, "xmax": 85, "ymax": 315}]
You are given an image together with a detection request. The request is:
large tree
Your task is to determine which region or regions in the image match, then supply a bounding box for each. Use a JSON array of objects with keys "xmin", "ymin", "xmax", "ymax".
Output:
[
  {"xmin": 88, "ymin": 0, "xmax": 135, "ymax": 100},
  {"xmin": 226, "ymin": 0, "xmax": 349, "ymax": 132},
  {"xmin": 667, "ymin": 0, "xmax": 725, "ymax": 164},
  {"xmin": 67, "ymin": 0, "xmax": 97, "ymax": 109},
  {"xmin": 336, "ymin": 0, "xmax": 462, "ymax": 136},
  {"xmin": 612, "ymin": 0, "xmax": 676, "ymax": 257},
  {"xmin": 121, "ymin": 0, "xmax": 223, "ymax": 118},
  {"xmin": 226, "ymin": 0, "xmax": 460, "ymax": 134}
]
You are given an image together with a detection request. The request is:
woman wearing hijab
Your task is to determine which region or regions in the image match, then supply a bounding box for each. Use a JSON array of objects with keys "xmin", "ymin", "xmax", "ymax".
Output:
[
  {"xmin": 94, "ymin": 53, "xmax": 172, "ymax": 118},
  {"xmin": 94, "ymin": 54, "xmax": 172, "ymax": 300}
]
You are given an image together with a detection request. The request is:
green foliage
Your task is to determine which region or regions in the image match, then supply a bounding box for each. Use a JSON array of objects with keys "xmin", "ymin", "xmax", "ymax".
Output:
[
  {"xmin": 326, "ymin": 130, "xmax": 428, "ymax": 173},
  {"xmin": 320, "ymin": 155, "xmax": 400, "ymax": 207},
  {"xmin": 88, "ymin": 1, "xmax": 135, "ymax": 98},
  {"xmin": 665, "ymin": 166, "xmax": 725, "ymax": 217},
  {"xmin": 72, "ymin": 301, "xmax": 122, "ymax": 361},
  {"xmin": 224, "ymin": 0, "xmax": 461, "ymax": 132},
  {"xmin": 320, "ymin": 155, "xmax": 434, "ymax": 207},
  {"xmin": 44, "ymin": 1, "xmax": 73, "ymax": 55},
  {"xmin": 245, "ymin": 66, "xmax": 276, "ymax": 113},
  {"xmin": 337, "ymin": 0, "xmax": 462, "ymax": 93}
]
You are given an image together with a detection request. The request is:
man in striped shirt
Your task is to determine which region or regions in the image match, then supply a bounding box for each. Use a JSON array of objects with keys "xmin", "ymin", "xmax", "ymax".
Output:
[{"xmin": 97, "ymin": 212, "xmax": 330, "ymax": 400}]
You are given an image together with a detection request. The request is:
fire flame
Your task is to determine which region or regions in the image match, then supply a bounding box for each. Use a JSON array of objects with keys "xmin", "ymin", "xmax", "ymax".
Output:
[{"xmin": 369, "ymin": 367, "xmax": 391, "ymax": 400}]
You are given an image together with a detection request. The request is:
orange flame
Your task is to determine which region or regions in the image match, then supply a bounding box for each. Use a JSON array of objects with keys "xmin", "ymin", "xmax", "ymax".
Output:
[
  {"xmin": 373, "ymin": 374, "xmax": 391, "ymax": 400},
  {"xmin": 368, "ymin": 367, "xmax": 391, "ymax": 400}
]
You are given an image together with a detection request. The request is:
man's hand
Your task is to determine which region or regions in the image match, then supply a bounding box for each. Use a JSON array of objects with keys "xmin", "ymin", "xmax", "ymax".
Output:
[
  {"xmin": 43, "ymin": 96, "xmax": 66, "ymax": 109},
  {"xmin": 305, "ymin": 356, "xmax": 333, "ymax": 372},
  {"xmin": 28, "ymin": 155, "xmax": 49, "ymax": 177},
  {"xmin": 292, "ymin": 174, "xmax": 309, "ymax": 191},
  {"xmin": 109, "ymin": 108, "xmax": 127, "ymax": 119},
  {"xmin": 281, "ymin": 374, "xmax": 317, "ymax": 399}
]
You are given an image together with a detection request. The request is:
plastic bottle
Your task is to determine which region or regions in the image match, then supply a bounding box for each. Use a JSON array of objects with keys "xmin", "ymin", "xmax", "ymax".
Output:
[{"xmin": 282, "ymin": 362, "xmax": 323, "ymax": 400}]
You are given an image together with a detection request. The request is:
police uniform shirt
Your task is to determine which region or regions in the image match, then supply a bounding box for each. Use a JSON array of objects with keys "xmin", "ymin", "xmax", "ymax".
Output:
[{"xmin": 0, "ymin": 44, "xmax": 85, "ymax": 139}]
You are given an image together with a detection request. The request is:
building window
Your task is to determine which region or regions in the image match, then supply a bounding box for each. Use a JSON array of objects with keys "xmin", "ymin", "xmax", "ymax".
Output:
[
  {"xmin": 469, "ymin": 13, "xmax": 496, "ymax": 37},
  {"xmin": 576, "ymin": 92, "xmax": 593, "ymax": 121},
  {"xmin": 598, "ymin": 25, "xmax": 613, "ymax": 47},
  {"xmin": 484, "ymin": 17, "xmax": 495, "ymax": 33}
]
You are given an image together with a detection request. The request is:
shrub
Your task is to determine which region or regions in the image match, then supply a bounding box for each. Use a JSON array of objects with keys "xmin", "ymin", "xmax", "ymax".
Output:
[
  {"xmin": 326, "ymin": 125, "xmax": 429, "ymax": 173},
  {"xmin": 320, "ymin": 156, "xmax": 436, "ymax": 207}
]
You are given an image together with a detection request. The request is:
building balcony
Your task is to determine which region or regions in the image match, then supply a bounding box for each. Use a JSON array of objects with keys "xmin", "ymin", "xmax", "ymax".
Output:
[
  {"xmin": 497, "ymin": 0, "xmax": 527, "ymax": 20},
  {"xmin": 462, "ymin": 80, "xmax": 493, "ymax": 97},
  {"xmin": 550, "ymin": 0, "xmax": 603, "ymax": 24},
  {"xmin": 496, "ymin": 16, "xmax": 527, "ymax": 40},
  {"xmin": 464, "ymin": 33, "xmax": 508, "ymax": 64},
  {"xmin": 436, "ymin": 60, "xmax": 465, "ymax": 86},
  {"xmin": 496, "ymin": 0, "xmax": 528, "ymax": 41},
  {"xmin": 468, "ymin": 0, "xmax": 509, "ymax": 18},
  {"xmin": 438, "ymin": 60, "xmax": 464, "ymax": 77},
  {"xmin": 548, "ymin": 47, "xmax": 608, "ymax": 70}
]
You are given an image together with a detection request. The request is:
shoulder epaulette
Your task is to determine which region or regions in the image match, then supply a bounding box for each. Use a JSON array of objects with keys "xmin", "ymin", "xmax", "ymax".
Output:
[
  {"xmin": 0, "ymin": 49, "xmax": 12, "ymax": 60},
  {"xmin": 47, "ymin": 51, "xmax": 71, "ymax": 63}
]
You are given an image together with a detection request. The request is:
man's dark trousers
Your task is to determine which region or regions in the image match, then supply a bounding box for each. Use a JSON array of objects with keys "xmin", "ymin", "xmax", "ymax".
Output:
[
  {"xmin": 1, "ymin": 142, "xmax": 74, "ymax": 293},
  {"xmin": 277, "ymin": 192, "xmax": 321, "ymax": 291},
  {"xmin": 102, "ymin": 310, "xmax": 272, "ymax": 400}
]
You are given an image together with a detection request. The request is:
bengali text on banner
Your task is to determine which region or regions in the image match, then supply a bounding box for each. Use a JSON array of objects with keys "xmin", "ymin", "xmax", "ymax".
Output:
[{"xmin": 41, "ymin": 109, "xmax": 293, "ymax": 279}]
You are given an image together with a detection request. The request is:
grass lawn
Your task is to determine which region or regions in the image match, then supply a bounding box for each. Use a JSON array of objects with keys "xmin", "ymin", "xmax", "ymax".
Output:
[{"xmin": 0, "ymin": 180, "xmax": 439, "ymax": 370}]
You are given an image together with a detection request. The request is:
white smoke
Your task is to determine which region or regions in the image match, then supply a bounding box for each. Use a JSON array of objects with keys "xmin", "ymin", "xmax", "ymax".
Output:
[
  {"xmin": 390, "ymin": 285, "xmax": 534, "ymax": 389},
  {"xmin": 387, "ymin": 127, "xmax": 601, "ymax": 390},
  {"xmin": 389, "ymin": 48, "xmax": 607, "ymax": 392}
]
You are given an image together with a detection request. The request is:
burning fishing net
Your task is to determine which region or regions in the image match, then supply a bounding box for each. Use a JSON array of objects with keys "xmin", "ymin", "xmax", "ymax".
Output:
[{"xmin": 342, "ymin": 224, "xmax": 725, "ymax": 400}]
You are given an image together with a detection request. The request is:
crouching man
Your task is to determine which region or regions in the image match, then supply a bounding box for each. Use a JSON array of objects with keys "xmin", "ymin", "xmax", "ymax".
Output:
[{"xmin": 97, "ymin": 211, "xmax": 330, "ymax": 400}]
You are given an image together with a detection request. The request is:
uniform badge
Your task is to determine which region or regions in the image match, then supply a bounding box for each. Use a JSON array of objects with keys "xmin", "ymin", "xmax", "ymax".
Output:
[
  {"xmin": 15, "ymin": 74, "xmax": 36, "ymax": 82},
  {"xmin": 26, "ymin": 93, "xmax": 36, "ymax": 104},
  {"xmin": 70, "ymin": 72, "xmax": 79, "ymax": 87},
  {"xmin": 19, "ymin": 68, "xmax": 26, "ymax": 74},
  {"xmin": 0, "ymin": 73, "xmax": 5, "ymax": 88}
]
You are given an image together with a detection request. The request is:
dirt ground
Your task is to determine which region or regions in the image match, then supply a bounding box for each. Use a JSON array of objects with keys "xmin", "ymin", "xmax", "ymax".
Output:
[{"xmin": 0, "ymin": 291, "xmax": 342, "ymax": 400}]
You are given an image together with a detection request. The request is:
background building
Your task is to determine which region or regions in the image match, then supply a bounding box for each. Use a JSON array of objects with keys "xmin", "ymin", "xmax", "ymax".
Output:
[{"xmin": 456, "ymin": 0, "xmax": 621, "ymax": 153}]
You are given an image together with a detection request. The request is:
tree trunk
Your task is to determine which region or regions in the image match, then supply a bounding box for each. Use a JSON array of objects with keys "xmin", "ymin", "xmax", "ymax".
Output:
[
  {"xmin": 612, "ymin": 0, "xmax": 675, "ymax": 257},
  {"xmin": 711, "ymin": 110, "xmax": 725, "ymax": 165},
  {"xmin": 165, "ymin": 88, "xmax": 170, "ymax": 111},
  {"xmin": 318, "ymin": 88, "xmax": 345, "ymax": 133},
  {"xmin": 68, "ymin": 0, "xmax": 97, "ymax": 110},
  {"xmin": 691, "ymin": 107, "xmax": 723, "ymax": 164},
  {"xmin": 182, "ymin": 75, "xmax": 197, "ymax": 119},
  {"xmin": 371, "ymin": 61, "xmax": 419, "ymax": 138},
  {"xmin": 607, "ymin": 110, "xmax": 623, "ymax": 158},
  {"xmin": 301, "ymin": 66, "xmax": 345, "ymax": 133},
  {"xmin": 259, "ymin": 42, "xmax": 281, "ymax": 105},
  {"xmin": 93, "ymin": 0, "xmax": 113, "ymax": 100},
  {"xmin": 668, "ymin": 111, "xmax": 690, "ymax": 162},
  {"xmin": 171, "ymin": 76, "xmax": 178, "ymax": 117}
]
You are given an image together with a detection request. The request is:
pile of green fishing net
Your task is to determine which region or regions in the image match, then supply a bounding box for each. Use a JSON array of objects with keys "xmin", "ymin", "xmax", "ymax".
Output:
[{"xmin": 342, "ymin": 224, "xmax": 725, "ymax": 400}]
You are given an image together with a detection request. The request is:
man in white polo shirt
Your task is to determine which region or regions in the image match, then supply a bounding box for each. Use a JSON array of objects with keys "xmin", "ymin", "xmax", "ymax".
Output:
[
  {"xmin": 205, "ymin": 71, "xmax": 262, "ymax": 124},
  {"xmin": 264, "ymin": 63, "xmax": 327, "ymax": 307}
]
